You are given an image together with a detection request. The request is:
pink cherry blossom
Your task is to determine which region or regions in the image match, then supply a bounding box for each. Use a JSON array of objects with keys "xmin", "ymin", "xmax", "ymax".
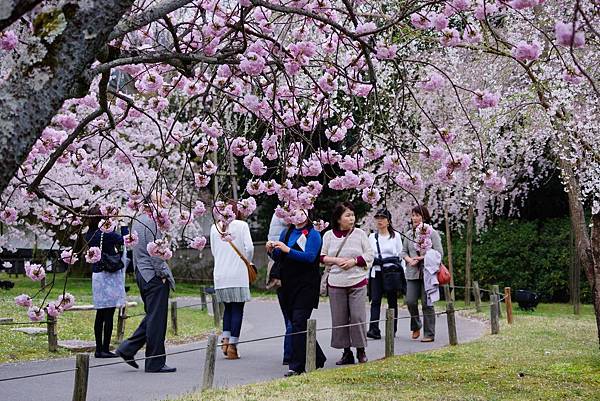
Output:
[
  {"xmin": 57, "ymin": 293, "xmax": 76, "ymax": 310},
  {"xmin": 25, "ymin": 262, "xmax": 45, "ymax": 281},
  {"xmin": 98, "ymin": 218, "xmax": 118, "ymax": 233},
  {"xmin": 483, "ymin": 171, "xmax": 507, "ymax": 192},
  {"xmin": 440, "ymin": 28, "xmax": 461, "ymax": 47},
  {"xmin": 410, "ymin": 13, "xmax": 431, "ymax": 30},
  {"xmin": 240, "ymin": 52, "xmax": 266, "ymax": 76},
  {"xmin": 451, "ymin": 0, "xmax": 471, "ymax": 12},
  {"xmin": 192, "ymin": 201, "xmax": 207, "ymax": 218},
  {"xmin": 15, "ymin": 294, "xmax": 33, "ymax": 308},
  {"xmin": 361, "ymin": 188, "xmax": 381, "ymax": 206},
  {"xmin": 362, "ymin": 146, "xmax": 384, "ymax": 161},
  {"xmin": 563, "ymin": 67, "xmax": 584, "ymax": 85},
  {"xmin": 472, "ymin": 91, "xmax": 500, "ymax": 109},
  {"xmin": 85, "ymin": 247, "xmax": 102, "ymax": 263},
  {"xmin": 555, "ymin": 22, "xmax": 585, "ymax": 48},
  {"xmin": 431, "ymin": 14, "xmax": 449, "ymax": 31},
  {"xmin": 195, "ymin": 174, "xmax": 211, "ymax": 188},
  {"xmin": 28, "ymin": 306, "xmax": 46, "ymax": 322},
  {"xmin": 249, "ymin": 157, "xmax": 267, "ymax": 176},
  {"xmin": 395, "ymin": 172, "xmax": 424, "ymax": 192},
  {"xmin": 338, "ymin": 155, "xmax": 365, "ymax": 171},
  {"xmin": 375, "ymin": 44, "xmax": 397, "ymax": 60},
  {"xmin": 382, "ymin": 155, "xmax": 402, "ymax": 173},
  {"xmin": 237, "ymin": 197, "xmax": 257, "ymax": 217},
  {"xmin": 189, "ymin": 236, "xmax": 207, "ymax": 250},
  {"xmin": 61, "ymin": 249, "xmax": 79, "ymax": 265},
  {"xmin": 0, "ymin": 30, "xmax": 18, "ymax": 50},
  {"xmin": 509, "ymin": 0, "xmax": 541, "ymax": 10},
  {"xmin": 147, "ymin": 239, "xmax": 173, "ymax": 260},
  {"xmin": 474, "ymin": 1, "xmax": 498, "ymax": 20},
  {"xmin": 136, "ymin": 71, "xmax": 164, "ymax": 93},
  {"xmin": 46, "ymin": 302, "xmax": 63, "ymax": 318},
  {"xmin": 325, "ymin": 126, "xmax": 347, "ymax": 142},
  {"xmin": 313, "ymin": 220, "xmax": 329, "ymax": 232},
  {"xmin": 124, "ymin": 231, "xmax": 139, "ymax": 248},
  {"xmin": 417, "ymin": 72, "xmax": 445, "ymax": 92},
  {"xmin": 511, "ymin": 41, "xmax": 541, "ymax": 62},
  {"xmin": 318, "ymin": 72, "xmax": 338, "ymax": 93},
  {"xmin": 0, "ymin": 207, "xmax": 18, "ymax": 225},
  {"xmin": 463, "ymin": 26, "xmax": 482, "ymax": 44}
]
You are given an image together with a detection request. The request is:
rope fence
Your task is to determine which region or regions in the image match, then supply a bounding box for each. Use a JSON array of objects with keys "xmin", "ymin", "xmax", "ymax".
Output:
[{"xmin": 0, "ymin": 286, "xmax": 512, "ymax": 401}]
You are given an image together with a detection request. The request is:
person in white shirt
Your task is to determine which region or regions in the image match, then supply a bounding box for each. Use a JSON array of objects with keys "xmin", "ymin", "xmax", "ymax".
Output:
[
  {"xmin": 367, "ymin": 208, "xmax": 405, "ymax": 340},
  {"xmin": 210, "ymin": 203, "xmax": 254, "ymax": 360}
]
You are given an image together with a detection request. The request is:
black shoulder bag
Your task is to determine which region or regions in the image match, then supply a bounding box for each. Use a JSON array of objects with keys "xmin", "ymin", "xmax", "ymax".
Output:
[
  {"xmin": 375, "ymin": 233, "xmax": 406, "ymax": 295},
  {"xmin": 98, "ymin": 232, "xmax": 125, "ymax": 273}
]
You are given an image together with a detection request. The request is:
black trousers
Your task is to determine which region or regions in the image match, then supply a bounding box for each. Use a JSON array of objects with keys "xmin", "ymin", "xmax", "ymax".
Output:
[
  {"xmin": 369, "ymin": 270, "xmax": 398, "ymax": 334},
  {"xmin": 118, "ymin": 271, "xmax": 170, "ymax": 372},
  {"xmin": 288, "ymin": 307, "xmax": 326, "ymax": 373},
  {"xmin": 94, "ymin": 307, "xmax": 116, "ymax": 353}
]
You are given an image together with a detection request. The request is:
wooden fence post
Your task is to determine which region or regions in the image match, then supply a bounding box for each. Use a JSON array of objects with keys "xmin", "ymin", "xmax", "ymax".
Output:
[
  {"xmin": 305, "ymin": 319, "xmax": 317, "ymax": 372},
  {"xmin": 446, "ymin": 301, "xmax": 458, "ymax": 345},
  {"xmin": 202, "ymin": 334, "xmax": 217, "ymax": 391},
  {"xmin": 47, "ymin": 315, "xmax": 58, "ymax": 352},
  {"xmin": 385, "ymin": 308, "xmax": 395, "ymax": 357},
  {"xmin": 72, "ymin": 353, "xmax": 90, "ymax": 401},
  {"xmin": 490, "ymin": 294, "xmax": 500, "ymax": 335},
  {"xmin": 116, "ymin": 305, "xmax": 127, "ymax": 343},
  {"xmin": 210, "ymin": 294, "xmax": 220, "ymax": 328},
  {"xmin": 170, "ymin": 300, "xmax": 178, "ymax": 336},
  {"xmin": 200, "ymin": 287, "xmax": 207, "ymax": 312},
  {"xmin": 473, "ymin": 281, "xmax": 481, "ymax": 313},
  {"xmin": 443, "ymin": 284, "xmax": 451, "ymax": 303},
  {"xmin": 504, "ymin": 287, "xmax": 513, "ymax": 324},
  {"xmin": 492, "ymin": 285, "xmax": 502, "ymax": 317}
]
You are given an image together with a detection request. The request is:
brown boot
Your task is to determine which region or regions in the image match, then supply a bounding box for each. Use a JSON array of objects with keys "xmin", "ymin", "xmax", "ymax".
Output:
[
  {"xmin": 411, "ymin": 329, "xmax": 420, "ymax": 340},
  {"xmin": 226, "ymin": 343, "xmax": 240, "ymax": 360},
  {"xmin": 221, "ymin": 337, "xmax": 229, "ymax": 356},
  {"xmin": 356, "ymin": 348, "xmax": 368, "ymax": 364}
]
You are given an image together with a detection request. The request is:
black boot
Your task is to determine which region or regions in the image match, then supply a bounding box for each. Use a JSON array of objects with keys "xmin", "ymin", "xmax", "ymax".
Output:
[
  {"xmin": 335, "ymin": 348, "xmax": 355, "ymax": 365},
  {"xmin": 367, "ymin": 328, "xmax": 381, "ymax": 340}
]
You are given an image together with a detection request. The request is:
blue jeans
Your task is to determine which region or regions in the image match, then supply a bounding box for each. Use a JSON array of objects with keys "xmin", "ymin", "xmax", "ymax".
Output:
[{"xmin": 222, "ymin": 302, "xmax": 245, "ymax": 339}]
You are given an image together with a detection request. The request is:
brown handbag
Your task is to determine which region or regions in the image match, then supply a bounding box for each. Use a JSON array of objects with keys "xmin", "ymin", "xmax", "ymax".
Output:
[{"xmin": 228, "ymin": 241, "xmax": 258, "ymax": 284}]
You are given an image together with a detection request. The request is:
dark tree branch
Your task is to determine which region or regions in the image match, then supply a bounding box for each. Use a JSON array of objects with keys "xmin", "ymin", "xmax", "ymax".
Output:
[
  {"xmin": 0, "ymin": 0, "xmax": 135, "ymax": 195},
  {"xmin": 0, "ymin": 0, "xmax": 43, "ymax": 30}
]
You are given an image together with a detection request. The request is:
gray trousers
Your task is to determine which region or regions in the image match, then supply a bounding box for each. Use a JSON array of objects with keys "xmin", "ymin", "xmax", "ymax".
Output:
[
  {"xmin": 406, "ymin": 279, "xmax": 435, "ymax": 339},
  {"xmin": 329, "ymin": 285, "xmax": 367, "ymax": 349}
]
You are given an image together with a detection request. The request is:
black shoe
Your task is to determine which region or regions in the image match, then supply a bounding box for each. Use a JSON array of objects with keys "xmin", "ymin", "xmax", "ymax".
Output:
[
  {"xmin": 335, "ymin": 350, "xmax": 355, "ymax": 365},
  {"xmin": 366, "ymin": 329, "xmax": 381, "ymax": 340},
  {"xmin": 115, "ymin": 349, "xmax": 139, "ymax": 369},
  {"xmin": 147, "ymin": 365, "xmax": 177, "ymax": 373},
  {"xmin": 284, "ymin": 370, "xmax": 302, "ymax": 377},
  {"xmin": 95, "ymin": 351, "xmax": 119, "ymax": 358}
]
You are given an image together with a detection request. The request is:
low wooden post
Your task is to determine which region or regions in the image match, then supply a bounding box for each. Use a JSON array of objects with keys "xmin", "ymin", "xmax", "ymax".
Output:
[
  {"xmin": 202, "ymin": 334, "xmax": 217, "ymax": 390},
  {"xmin": 47, "ymin": 315, "xmax": 58, "ymax": 352},
  {"xmin": 473, "ymin": 281, "xmax": 482, "ymax": 313},
  {"xmin": 492, "ymin": 285, "xmax": 502, "ymax": 317},
  {"xmin": 385, "ymin": 308, "xmax": 395, "ymax": 357},
  {"xmin": 200, "ymin": 287, "xmax": 207, "ymax": 311},
  {"xmin": 305, "ymin": 319, "xmax": 317, "ymax": 372},
  {"xmin": 72, "ymin": 353, "xmax": 90, "ymax": 401},
  {"xmin": 490, "ymin": 294, "xmax": 500, "ymax": 335},
  {"xmin": 116, "ymin": 305, "xmax": 127, "ymax": 343},
  {"xmin": 504, "ymin": 287, "xmax": 513, "ymax": 324},
  {"xmin": 210, "ymin": 294, "xmax": 220, "ymax": 328},
  {"xmin": 170, "ymin": 300, "xmax": 178, "ymax": 336},
  {"xmin": 446, "ymin": 301, "xmax": 458, "ymax": 346}
]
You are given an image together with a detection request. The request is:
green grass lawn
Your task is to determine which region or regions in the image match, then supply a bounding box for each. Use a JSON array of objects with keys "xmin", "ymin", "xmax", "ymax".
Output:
[
  {"xmin": 0, "ymin": 273, "xmax": 214, "ymax": 364},
  {"xmin": 176, "ymin": 303, "xmax": 600, "ymax": 401}
]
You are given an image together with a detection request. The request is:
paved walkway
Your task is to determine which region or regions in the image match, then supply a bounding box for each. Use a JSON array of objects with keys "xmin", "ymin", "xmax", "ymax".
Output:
[{"xmin": 0, "ymin": 299, "xmax": 486, "ymax": 401}]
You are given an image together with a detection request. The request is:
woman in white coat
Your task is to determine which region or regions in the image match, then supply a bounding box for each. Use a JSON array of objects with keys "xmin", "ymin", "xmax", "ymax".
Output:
[{"xmin": 210, "ymin": 203, "xmax": 254, "ymax": 360}]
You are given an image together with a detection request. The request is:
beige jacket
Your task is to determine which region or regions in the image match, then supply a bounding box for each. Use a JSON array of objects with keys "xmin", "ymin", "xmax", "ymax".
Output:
[{"xmin": 321, "ymin": 228, "xmax": 374, "ymax": 287}]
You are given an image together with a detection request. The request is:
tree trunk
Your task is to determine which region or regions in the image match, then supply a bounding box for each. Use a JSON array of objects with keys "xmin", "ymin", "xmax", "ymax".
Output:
[
  {"xmin": 464, "ymin": 205, "xmax": 474, "ymax": 306},
  {"xmin": 0, "ymin": 0, "xmax": 135, "ymax": 195},
  {"xmin": 560, "ymin": 160, "xmax": 600, "ymax": 345}
]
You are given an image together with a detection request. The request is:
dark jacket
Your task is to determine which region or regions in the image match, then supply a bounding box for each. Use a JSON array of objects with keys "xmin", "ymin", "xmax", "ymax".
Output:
[
  {"xmin": 85, "ymin": 229, "xmax": 124, "ymax": 273},
  {"xmin": 272, "ymin": 225, "xmax": 322, "ymax": 311}
]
